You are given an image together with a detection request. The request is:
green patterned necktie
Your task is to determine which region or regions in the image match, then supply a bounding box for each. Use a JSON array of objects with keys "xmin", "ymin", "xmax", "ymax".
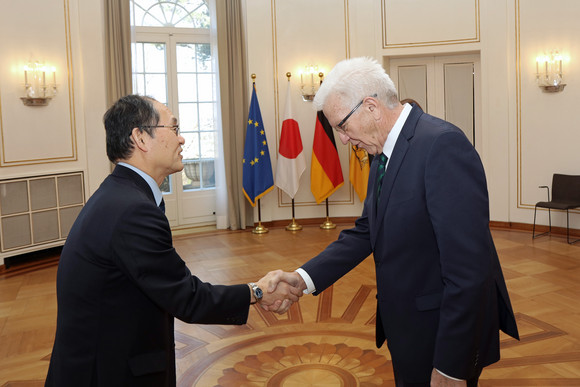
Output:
[{"xmin": 376, "ymin": 153, "xmax": 388, "ymax": 204}]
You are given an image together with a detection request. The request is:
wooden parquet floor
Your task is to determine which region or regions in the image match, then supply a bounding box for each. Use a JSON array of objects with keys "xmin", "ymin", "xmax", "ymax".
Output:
[{"xmin": 1, "ymin": 224, "xmax": 580, "ymax": 386}]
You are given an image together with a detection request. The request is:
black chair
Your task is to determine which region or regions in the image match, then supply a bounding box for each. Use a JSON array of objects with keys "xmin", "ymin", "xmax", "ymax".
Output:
[{"xmin": 532, "ymin": 174, "xmax": 580, "ymax": 244}]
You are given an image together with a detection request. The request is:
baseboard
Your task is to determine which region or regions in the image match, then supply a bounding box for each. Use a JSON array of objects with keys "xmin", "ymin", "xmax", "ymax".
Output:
[
  {"xmin": 489, "ymin": 220, "xmax": 580, "ymax": 238},
  {"xmin": 255, "ymin": 217, "xmax": 359, "ymax": 229}
]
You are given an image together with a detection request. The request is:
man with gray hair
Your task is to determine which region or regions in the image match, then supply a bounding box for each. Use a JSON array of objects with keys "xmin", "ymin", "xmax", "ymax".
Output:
[{"xmin": 267, "ymin": 57, "xmax": 519, "ymax": 386}]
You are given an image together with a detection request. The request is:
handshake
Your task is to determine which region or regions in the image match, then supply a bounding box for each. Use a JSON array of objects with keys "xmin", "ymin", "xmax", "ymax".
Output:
[{"xmin": 251, "ymin": 270, "xmax": 307, "ymax": 314}]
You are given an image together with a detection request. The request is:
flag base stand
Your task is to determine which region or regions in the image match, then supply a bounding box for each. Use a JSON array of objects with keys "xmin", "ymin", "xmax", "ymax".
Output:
[
  {"xmin": 286, "ymin": 218, "xmax": 303, "ymax": 231},
  {"xmin": 252, "ymin": 199, "xmax": 269, "ymax": 234},
  {"xmin": 252, "ymin": 222, "xmax": 269, "ymax": 234},
  {"xmin": 285, "ymin": 199, "xmax": 302, "ymax": 231},
  {"xmin": 320, "ymin": 217, "xmax": 336, "ymax": 229},
  {"xmin": 320, "ymin": 199, "xmax": 336, "ymax": 229}
]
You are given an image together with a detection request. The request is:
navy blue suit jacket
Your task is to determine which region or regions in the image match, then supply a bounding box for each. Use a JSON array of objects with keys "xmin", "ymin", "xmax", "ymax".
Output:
[
  {"xmin": 302, "ymin": 106, "xmax": 519, "ymax": 382},
  {"xmin": 46, "ymin": 165, "xmax": 250, "ymax": 387}
]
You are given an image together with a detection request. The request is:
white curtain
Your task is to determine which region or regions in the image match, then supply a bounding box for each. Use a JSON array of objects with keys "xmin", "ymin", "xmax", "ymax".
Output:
[{"xmin": 208, "ymin": 0, "xmax": 228, "ymax": 229}]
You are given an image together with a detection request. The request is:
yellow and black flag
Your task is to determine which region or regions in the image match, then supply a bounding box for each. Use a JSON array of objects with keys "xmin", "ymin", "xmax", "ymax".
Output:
[{"xmin": 349, "ymin": 145, "xmax": 371, "ymax": 202}]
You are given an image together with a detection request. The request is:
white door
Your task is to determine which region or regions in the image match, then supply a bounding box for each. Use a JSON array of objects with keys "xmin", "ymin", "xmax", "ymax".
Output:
[{"xmin": 389, "ymin": 54, "xmax": 481, "ymax": 151}]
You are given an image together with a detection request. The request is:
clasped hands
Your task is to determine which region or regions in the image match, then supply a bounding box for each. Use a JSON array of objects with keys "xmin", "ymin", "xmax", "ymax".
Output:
[{"xmin": 253, "ymin": 270, "xmax": 306, "ymax": 314}]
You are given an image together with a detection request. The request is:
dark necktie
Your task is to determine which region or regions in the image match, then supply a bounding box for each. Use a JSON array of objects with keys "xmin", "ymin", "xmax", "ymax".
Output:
[
  {"xmin": 376, "ymin": 153, "xmax": 388, "ymax": 204},
  {"xmin": 159, "ymin": 198, "xmax": 166, "ymax": 213}
]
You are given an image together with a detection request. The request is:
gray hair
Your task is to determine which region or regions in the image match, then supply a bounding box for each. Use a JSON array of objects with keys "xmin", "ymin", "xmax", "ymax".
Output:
[{"xmin": 313, "ymin": 57, "xmax": 399, "ymax": 111}]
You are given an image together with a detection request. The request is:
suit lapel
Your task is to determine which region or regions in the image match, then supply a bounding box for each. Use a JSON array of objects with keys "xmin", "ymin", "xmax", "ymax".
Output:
[{"xmin": 371, "ymin": 106, "xmax": 422, "ymax": 242}]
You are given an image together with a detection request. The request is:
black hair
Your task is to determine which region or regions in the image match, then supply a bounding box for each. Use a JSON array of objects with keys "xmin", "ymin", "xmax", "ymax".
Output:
[{"xmin": 102, "ymin": 95, "xmax": 159, "ymax": 162}]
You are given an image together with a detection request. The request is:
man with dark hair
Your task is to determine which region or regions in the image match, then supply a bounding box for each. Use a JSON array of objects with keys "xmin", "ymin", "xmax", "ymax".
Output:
[{"xmin": 45, "ymin": 95, "xmax": 300, "ymax": 387}]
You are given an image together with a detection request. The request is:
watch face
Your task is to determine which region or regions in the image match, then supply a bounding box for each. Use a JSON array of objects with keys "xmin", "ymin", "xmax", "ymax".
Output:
[{"xmin": 255, "ymin": 286, "xmax": 263, "ymax": 299}]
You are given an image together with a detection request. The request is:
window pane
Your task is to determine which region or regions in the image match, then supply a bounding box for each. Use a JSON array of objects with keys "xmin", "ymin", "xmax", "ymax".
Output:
[
  {"xmin": 197, "ymin": 74, "xmax": 213, "ymax": 102},
  {"xmin": 201, "ymin": 160, "xmax": 215, "ymax": 188},
  {"xmin": 182, "ymin": 132, "xmax": 200, "ymax": 159},
  {"xmin": 133, "ymin": 43, "xmax": 144, "ymax": 72},
  {"xmin": 145, "ymin": 74, "xmax": 167, "ymax": 103},
  {"xmin": 133, "ymin": 73, "xmax": 146, "ymax": 95},
  {"xmin": 132, "ymin": 42, "xmax": 167, "ymax": 102},
  {"xmin": 200, "ymin": 131, "xmax": 216, "ymax": 158},
  {"xmin": 177, "ymin": 74, "xmax": 197, "ymax": 102},
  {"xmin": 179, "ymin": 103, "xmax": 198, "ymax": 133},
  {"xmin": 182, "ymin": 161, "xmax": 200, "ymax": 190},
  {"xmin": 198, "ymin": 103, "xmax": 214, "ymax": 131},
  {"xmin": 143, "ymin": 6, "xmax": 165, "ymax": 26},
  {"xmin": 196, "ymin": 44, "xmax": 211, "ymax": 71},
  {"xmin": 176, "ymin": 44, "xmax": 197, "ymax": 72},
  {"xmin": 143, "ymin": 43, "xmax": 166, "ymax": 73}
]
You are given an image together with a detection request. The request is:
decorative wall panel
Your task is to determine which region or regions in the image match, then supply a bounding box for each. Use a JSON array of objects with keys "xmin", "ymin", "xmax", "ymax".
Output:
[
  {"xmin": 0, "ymin": 0, "xmax": 76, "ymax": 167},
  {"xmin": 272, "ymin": 0, "xmax": 354, "ymax": 207},
  {"xmin": 514, "ymin": 0, "xmax": 580, "ymax": 212},
  {"xmin": 382, "ymin": 0, "xmax": 479, "ymax": 48}
]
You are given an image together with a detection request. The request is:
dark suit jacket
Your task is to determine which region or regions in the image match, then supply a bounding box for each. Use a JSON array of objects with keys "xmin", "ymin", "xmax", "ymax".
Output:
[
  {"xmin": 302, "ymin": 106, "xmax": 519, "ymax": 383},
  {"xmin": 46, "ymin": 165, "xmax": 250, "ymax": 387}
]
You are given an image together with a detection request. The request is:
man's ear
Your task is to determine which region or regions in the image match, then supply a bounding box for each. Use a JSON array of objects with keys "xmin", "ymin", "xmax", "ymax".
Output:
[
  {"xmin": 366, "ymin": 96, "xmax": 381, "ymax": 120},
  {"xmin": 131, "ymin": 127, "xmax": 149, "ymax": 152}
]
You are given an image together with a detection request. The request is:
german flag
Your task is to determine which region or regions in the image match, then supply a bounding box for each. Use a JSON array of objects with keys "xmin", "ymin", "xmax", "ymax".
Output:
[{"xmin": 310, "ymin": 111, "xmax": 344, "ymax": 203}]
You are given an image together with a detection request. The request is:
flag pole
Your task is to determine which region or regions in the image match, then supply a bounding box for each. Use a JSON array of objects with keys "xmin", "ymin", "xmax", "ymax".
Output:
[
  {"xmin": 253, "ymin": 199, "xmax": 269, "ymax": 234},
  {"xmin": 320, "ymin": 198, "xmax": 336, "ymax": 229},
  {"xmin": 286, "ymin": 198, "xmax": 302, "ymax": 231}
]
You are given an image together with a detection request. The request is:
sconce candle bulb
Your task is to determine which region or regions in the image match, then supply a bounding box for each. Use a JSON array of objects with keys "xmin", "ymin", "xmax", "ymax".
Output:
[
  {"xmin": 299, "ymin": 64, "xmax": 324, "ymax": 101},
  {"xmin": 535, "ymin": 50, "xmax": 566, "ymax": 92},
  {"xmin": 21, "ymin": 60, "xmax": 58, "ymax": 106}
]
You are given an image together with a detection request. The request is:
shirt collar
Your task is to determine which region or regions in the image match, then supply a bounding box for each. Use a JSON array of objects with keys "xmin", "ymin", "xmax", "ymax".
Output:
[
  {"xmin": 117, "ymin": 162, "xmax": 163, "ymax": 206},
  {"xmin": 382, "ymin": 102, "xmax": 413, "ymax": 158}
]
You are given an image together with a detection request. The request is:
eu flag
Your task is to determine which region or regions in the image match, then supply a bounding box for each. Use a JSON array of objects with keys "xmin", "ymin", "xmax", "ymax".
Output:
[{"xmin": 242, "ymin": 84, "xmax": 274, "ymax": 206}]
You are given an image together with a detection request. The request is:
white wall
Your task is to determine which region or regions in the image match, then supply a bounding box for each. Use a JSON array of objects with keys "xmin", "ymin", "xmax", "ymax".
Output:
[
  {"xmin": 244, "ymin": 0, "xmax": 580, "ymax": 232},
  {"xmin": 0, "ymin": 0, "xmax": 109, "ymax": 191},
  {"xmin": 1, "ymin": 0, "xmax": 579, "ymax": 265},
  {"xmin": 0, "ymin": 0, "xmax": 109, "ymax": 264}
]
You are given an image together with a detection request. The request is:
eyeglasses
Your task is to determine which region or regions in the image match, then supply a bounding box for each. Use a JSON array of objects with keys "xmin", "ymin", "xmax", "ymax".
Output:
[
  {"xmin": 335, "ymin": 94, "xmax": 378, "ymax": 133},
  {"xmin": 140, "ymin": 125, "xmax": 180, "ymax": 136}
]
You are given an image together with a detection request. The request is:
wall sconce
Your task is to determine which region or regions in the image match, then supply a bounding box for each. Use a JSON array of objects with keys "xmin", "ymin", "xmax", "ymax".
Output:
[
  {"xmin": 21, "ymin": 60, "xmax": 57, "ymax": 106},
  {"xmin": 536, "ymin": 51, "xmax": 566, "ymax": 92},
  {"xmin": 300, "ymin": 64, "xmax": 324, "ymax": 101}
]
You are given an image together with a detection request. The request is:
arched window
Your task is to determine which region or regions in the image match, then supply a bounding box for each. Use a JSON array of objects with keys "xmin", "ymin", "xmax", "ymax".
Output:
[
  {"xmin": 131, "ymin": 0, "xmax": 219, "ymax": 227},
  {"xmin": 132, "ymin": 0, "xmax": 209, "ymax": 28}
]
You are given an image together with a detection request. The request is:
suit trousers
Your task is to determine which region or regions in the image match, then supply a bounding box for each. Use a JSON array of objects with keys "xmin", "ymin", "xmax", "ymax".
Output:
[{"xmin": 393, "ymin": 364, "xmax": 482, "ymax": 387}]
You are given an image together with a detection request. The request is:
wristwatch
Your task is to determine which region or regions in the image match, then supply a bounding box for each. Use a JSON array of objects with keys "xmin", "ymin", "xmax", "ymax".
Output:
[{"xmin": 248, "ymin": 283, "xmax": 263, "ymax": 304}]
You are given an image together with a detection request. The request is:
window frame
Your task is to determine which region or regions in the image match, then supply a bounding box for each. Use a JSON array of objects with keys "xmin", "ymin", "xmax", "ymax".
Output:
[{"xmin": 131, "ymin": 4, "xmax": 219, "ymax": 226}]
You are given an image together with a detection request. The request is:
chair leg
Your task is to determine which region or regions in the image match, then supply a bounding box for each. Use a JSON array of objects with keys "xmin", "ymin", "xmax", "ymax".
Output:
[
  {"xmin": 533, "ymin": 206, "xmax": 550, "ymax": 239},
  {"xmin": 566, "ymin": 210, "xmax": 580, "ymax": 244}
]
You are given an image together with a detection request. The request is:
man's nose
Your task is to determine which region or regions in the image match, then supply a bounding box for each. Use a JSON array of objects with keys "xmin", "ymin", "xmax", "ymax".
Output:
[{"xmin": 338, "ymin": 132, "xmax": 350, "ymax": 144}]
